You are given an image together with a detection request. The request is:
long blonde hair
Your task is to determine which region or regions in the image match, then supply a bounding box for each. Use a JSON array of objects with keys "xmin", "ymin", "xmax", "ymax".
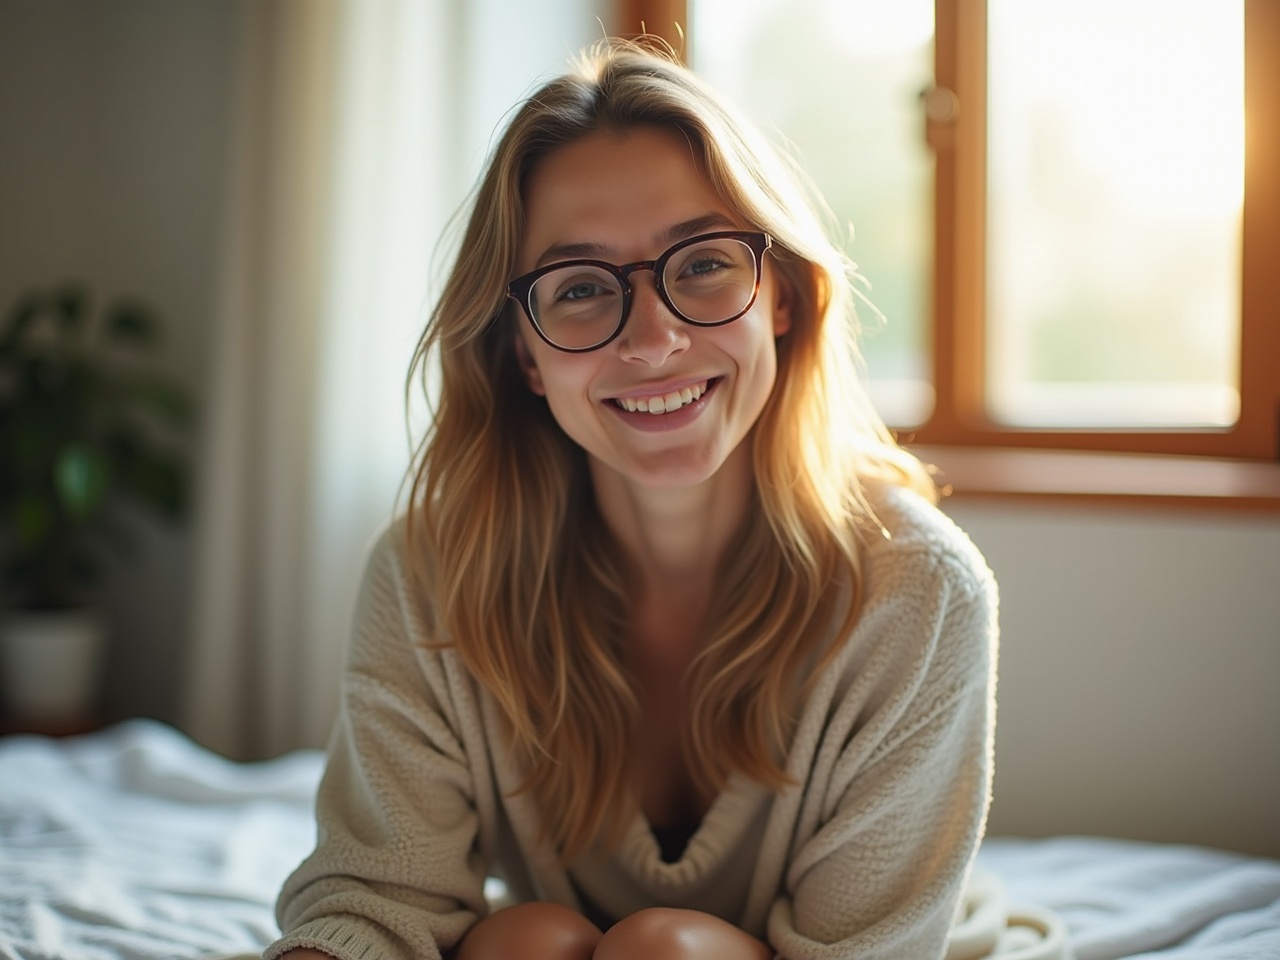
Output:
[{"xmin": 406, "ymin": 38, "xmax": 934, "ymax": 861}]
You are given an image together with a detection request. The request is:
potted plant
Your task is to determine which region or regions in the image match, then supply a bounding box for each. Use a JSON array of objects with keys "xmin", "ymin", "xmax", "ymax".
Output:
[{"xmin": 0, "ymin": 283, "xmax": 194, "ymax": 725}]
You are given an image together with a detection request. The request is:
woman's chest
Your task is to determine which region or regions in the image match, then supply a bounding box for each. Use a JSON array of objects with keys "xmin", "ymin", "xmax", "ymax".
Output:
[{"xmin": 631, "ymin": 681, "xmax": 712, "ymax": 829}]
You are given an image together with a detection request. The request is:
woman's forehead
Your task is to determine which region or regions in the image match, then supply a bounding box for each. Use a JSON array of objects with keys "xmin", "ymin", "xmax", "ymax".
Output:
[{"xmin": 517, "ymin": 126, "xmax": 736, "ymax": 269}]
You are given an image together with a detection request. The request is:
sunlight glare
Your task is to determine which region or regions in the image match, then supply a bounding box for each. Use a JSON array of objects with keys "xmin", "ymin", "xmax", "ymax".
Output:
[
  {"xmin": 826, "ymin": 0, "xmax": 933, "ymax": 57},
  {"xmin": 994, "ymin": 0, "xmax": 1244, "ymax": 217}
]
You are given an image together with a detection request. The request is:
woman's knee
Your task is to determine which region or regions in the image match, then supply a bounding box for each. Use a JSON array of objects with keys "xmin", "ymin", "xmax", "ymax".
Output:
[
  {"xmin": 455, "ymin": 901, "xmax": 601, "ymax": 960},
  {"xmin": 593, "ymin": 908, "xmax": 772, "ymax": 960}
]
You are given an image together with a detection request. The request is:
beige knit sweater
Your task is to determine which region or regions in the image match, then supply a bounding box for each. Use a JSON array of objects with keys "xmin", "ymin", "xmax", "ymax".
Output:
[{"xmin": 266, "ymin": 485, "xmax": 999, "ymax": 960}]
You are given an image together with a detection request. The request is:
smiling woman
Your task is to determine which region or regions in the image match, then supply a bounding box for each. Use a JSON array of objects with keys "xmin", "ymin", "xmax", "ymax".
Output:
[
  {"xmin": 509, "ymin": 127, "xmax": 789, "ymax": 491},
  {"xmin": 266, "ymin": 38, "xmax": 1011, "ymax": 960}
]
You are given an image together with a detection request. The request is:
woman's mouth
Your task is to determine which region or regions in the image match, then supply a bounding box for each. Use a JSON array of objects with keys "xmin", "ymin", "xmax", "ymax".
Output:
[{"xmin": 611, "ymin": 379, "xmax": 714, "ymax": 415}]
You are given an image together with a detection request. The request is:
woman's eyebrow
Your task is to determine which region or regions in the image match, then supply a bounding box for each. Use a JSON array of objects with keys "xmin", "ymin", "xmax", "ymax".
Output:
[
  {"xmin": 657, "ymin": 212, "xmax": 740, "ymax": 246},
  {"xmin": 534, "ymin": 212, "xmax": 741, "ymax": 268},
  {"xmin": 535, "ymin": 239, "xmax": 611, "ymax": 267}
]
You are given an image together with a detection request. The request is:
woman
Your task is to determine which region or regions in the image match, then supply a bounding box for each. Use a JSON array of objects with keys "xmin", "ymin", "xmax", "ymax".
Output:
[{"xmin": 267, "ymin": 38, "xmax": 997, "ymax": 960}]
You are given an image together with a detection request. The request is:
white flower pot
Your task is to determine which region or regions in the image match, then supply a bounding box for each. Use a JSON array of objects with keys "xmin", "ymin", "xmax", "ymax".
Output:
[{"xmin": 0, "ymin": 608, "xmax": 107, "ymax": 724}]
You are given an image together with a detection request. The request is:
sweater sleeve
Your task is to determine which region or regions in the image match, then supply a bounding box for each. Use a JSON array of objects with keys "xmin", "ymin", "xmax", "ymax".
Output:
[
  {"xmin": 767, "ymin": 523, "xmax": 999, "ymax": 960},
  {"xmin": 265, "ymin": 528, "xmax": 491, "ymax": 960}
]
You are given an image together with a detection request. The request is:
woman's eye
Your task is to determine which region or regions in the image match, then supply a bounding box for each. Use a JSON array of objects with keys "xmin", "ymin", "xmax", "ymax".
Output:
[
  {"xmin": 557, "ymin": 280, "xmax": 609, "ymax": 302},
  {"xmin": 684, "ymin": 256, "xmax": 730, "ymax": 276}
]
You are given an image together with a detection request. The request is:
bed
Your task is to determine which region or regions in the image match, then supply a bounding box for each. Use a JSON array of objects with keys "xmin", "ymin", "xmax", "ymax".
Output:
[{"xmin": 1, "ymin": 720, "xmax": 1277, "ymax": 960}]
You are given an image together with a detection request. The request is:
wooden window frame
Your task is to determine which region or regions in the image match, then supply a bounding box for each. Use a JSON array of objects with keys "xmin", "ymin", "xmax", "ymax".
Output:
[
  {"xmin": 613, "ymin": 0, "xmax": 1280, "ymax": 508},
  {"xmin": 920, "ymin": 0, "xmax": 1280, "ymax": 463},
  {"xmin": 616, "ymin": 0, "xmax": 687, "ymax": 51}
]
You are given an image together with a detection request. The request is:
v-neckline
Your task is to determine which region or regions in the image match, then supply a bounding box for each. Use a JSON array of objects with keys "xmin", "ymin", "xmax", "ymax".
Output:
[{"xmin": 626, "ymin": 773, "xmax": 769, "ymax": 869}]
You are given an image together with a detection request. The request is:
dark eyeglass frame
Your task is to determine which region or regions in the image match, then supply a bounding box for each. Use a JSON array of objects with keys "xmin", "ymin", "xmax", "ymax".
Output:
[{"xmin": 506, "ymin": 230, "xmax": 773, "ymax": 353}]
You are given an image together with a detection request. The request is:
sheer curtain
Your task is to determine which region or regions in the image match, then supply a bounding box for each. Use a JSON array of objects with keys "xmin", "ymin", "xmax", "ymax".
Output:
[{"xmin": 183, "ymin": 0, "xmax": 600, "ymax": 760}]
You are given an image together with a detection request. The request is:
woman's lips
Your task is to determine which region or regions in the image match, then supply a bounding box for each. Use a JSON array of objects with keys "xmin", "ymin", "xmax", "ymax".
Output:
[
  {"xmin": 606, "ymin": 378, "xmax": 720, "ymax": 430},
  {"xmin": 613, "ymin": 379, "xmax": 708, "ymax": 415}
]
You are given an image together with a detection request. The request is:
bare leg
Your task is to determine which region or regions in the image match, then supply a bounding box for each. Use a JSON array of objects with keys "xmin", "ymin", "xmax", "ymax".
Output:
[
  {"xmin": 593, "ymin": 908, "xmax": 773, "ymax": 960},
  {"xmin": 454, "ymin": 901, "xmax": 602, "ymax": 960}
]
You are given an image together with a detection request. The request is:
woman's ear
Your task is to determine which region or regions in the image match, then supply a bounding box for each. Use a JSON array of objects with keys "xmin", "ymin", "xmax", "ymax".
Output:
[
  {"xmin": 770, "ymin": 268, "xmax": 794, "ymax": 337},
  {"xmin": 513, "ymin": 328, "xmax": 546, "ymax": 396}
]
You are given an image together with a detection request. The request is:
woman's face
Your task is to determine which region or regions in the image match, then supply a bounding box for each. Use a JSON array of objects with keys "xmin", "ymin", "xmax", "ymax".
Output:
[{"xmin": 512, "ymin": 125, "xmax": 791, "ymax": 492}]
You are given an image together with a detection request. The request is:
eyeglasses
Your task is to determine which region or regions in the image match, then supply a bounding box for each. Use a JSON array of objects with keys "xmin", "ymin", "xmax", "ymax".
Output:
[{"xmin": 506, "ymin": 230, "xmax": 772, "ymax": 353}]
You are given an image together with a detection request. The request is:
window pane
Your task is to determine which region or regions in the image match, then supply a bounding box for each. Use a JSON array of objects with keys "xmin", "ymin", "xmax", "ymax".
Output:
[
  {"xmin": 689, "ymin": 0, "xmax": 935, "ymax": 426},
  {"xmin": 986, "ymin": 0, "xmax": 1244, "ymax": 428}
]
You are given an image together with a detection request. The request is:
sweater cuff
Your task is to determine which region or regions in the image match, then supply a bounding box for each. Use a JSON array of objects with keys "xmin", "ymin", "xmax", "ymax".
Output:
[{"xmin": 263, "ymin": 915, "xmax": 438, "ymax": 960}]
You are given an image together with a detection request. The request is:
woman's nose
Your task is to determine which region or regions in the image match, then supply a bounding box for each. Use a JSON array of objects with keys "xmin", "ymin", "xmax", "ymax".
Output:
[{"xmin": 617, "ymin": 274, "xmax": 690, "ymax": 366}]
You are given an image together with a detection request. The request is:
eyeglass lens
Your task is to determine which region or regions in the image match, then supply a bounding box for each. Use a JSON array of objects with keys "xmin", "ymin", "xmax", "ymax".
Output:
[{"xmin": 527, "ymin": 235, "xmax": 759, "ymax": 350}]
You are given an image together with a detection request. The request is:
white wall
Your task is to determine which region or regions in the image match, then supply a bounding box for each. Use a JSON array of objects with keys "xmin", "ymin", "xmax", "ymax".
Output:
[
  {"xmin": 0, "ymin": 0, "xmax": 237, "ymax": 723},
  {"xmin": 945, "ymin": 500, "xmax": 1280, "ymax": 859}
]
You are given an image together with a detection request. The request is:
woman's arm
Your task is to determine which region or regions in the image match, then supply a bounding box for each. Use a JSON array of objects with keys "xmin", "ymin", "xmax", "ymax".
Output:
[
  {"xmin": 768, "ymin": 529, "xmax": 998, "ymax": 960},
  {"xmin": 265, "ymin": 528, "xmax": 491, "ymax": 960}
]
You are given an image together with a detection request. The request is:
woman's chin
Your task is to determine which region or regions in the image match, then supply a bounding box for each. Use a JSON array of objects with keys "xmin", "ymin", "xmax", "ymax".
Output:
[{"xmin": 587, "ymin": 440, "xmax": 751, "ymax": 495}]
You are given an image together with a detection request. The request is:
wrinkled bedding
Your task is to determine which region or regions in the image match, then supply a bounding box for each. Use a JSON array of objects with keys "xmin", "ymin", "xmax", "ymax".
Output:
[
  {"xmin": 0, "ymin": 720, "xmax": 320, "ymax": 960},
  {"xmin": 0, "ymin": 720, "xmax": 1276, "ymax": 960}
]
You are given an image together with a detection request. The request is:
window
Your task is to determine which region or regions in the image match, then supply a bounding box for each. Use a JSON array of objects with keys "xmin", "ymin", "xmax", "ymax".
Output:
[
  {"xmin": 614, "ymin": 0, "xmax": 1280, "ymax": 466},
  {"xmin": 984, "ymin": 1, "xmax": 1242, "ymax": 431}
]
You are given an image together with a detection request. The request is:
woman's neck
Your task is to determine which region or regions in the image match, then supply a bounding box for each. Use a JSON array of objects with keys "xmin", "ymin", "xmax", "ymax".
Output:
[{"xmin": 591, "ymin": 440, "xmax": 757, "ymax": 619}]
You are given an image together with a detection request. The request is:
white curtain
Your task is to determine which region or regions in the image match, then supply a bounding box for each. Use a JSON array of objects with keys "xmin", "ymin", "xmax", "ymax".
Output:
[{"xmin": 184, "ymin": 0, "xmax": 601, "ymax": 760}]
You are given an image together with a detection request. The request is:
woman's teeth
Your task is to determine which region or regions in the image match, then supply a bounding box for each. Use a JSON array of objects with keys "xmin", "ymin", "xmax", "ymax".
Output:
[{"xmin": 617, "ymin": 381, "xmax": 708, "ymax": 415}]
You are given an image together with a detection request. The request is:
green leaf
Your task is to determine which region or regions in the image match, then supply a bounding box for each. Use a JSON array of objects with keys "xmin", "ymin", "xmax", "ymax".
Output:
[
  {"xmin": 52, "ymin": 284, "xmax": 89, "ymax": 340},
  {"xmin": 102, "ymin": 300, "xmax": 160, "ymax": 347},
  {"xmin": 14, "ymin": 495, "xmax": 53, "ymax": 547},
  {"xmin": 54, "ymin": 442, "xmax": 110, "ymax": 521},
  {"xmin": 0, "ymin": 292, "xmax": 41, "ymax": 355},
  {"xmin": 114, "ymin": 374, "xmax": 196, "ymax": 427},
  {"xmin": 117, "ymin": 448, "xmax": 189, "ymax": 518}
]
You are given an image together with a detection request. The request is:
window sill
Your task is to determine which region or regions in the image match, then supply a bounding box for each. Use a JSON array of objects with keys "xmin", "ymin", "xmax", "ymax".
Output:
[{"xmin": 907, "ymin": 445, "xmax": 1280, "ymax": 513}]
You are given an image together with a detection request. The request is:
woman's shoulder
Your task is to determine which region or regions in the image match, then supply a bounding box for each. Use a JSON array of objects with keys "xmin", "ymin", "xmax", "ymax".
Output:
[
  {"xmin": 861, "ymin": 482, "xmax": 988, "ymax": 563},
  {"xmin": 352, "ymin": 515, "xmax": 413, "ymax": 602},
  {"xmin": 857, "ymin": 481, "xmax": 996, "ymax": 607},
  {"xmin": 357, "ymin": 514, "xmax": 437, "ymax": 596},
  {"xmin": 348, "ymin": 514, "xmax": 447, "ymax": 651},
  {"xmin": 344, "ymin": 516, "xmax": 483, "ymax": 707},
  {"xmin": 825, "ymin": 482, "xmax": 998, "ymax": 707}
]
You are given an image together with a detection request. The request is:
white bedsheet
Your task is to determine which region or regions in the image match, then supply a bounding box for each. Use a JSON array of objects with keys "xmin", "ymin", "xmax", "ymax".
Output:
[
  {"xmin": 0, "ymin": 720, "xmax": 1277, "ymax": 960},
  {"xmin": 977, "ymin": 837, "xmax": 1280, "ymax": 960},
  {"xmin": 0, "ymin": 720, "xmax": 321, "ymax": 960}
]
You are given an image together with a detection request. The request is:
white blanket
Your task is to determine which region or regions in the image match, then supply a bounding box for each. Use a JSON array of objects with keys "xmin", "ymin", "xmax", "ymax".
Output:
[
  {"xmin": 1, "ymin": 720, "xmax": 1277, "ymax": 960},
  {"xmin": 0, "ymin": 720, "xmax": 321, "ymax": 960},
  {"xmin": 977, "ymin": 837, "xmax": 1280, "ymax": 960}
]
